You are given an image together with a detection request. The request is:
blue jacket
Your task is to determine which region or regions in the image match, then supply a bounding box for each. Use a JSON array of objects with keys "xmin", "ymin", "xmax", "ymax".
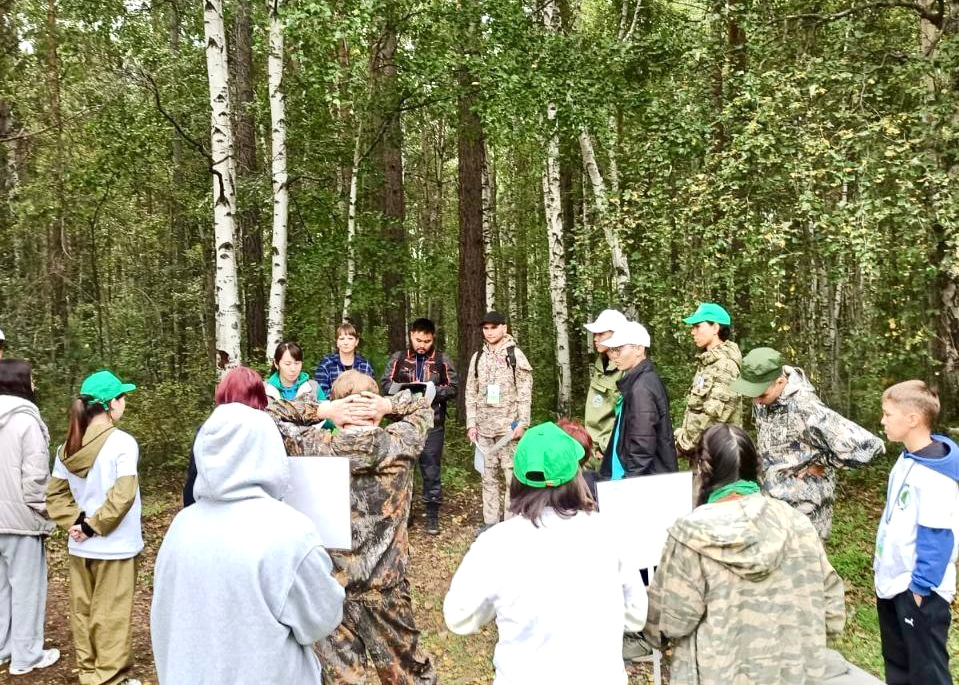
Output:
[{"xmin": 314, "ymin": 353, "xmax": 375, "ymax": 399}]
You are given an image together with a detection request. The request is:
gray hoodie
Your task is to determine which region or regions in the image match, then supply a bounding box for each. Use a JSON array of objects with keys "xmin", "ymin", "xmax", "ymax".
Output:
[
  {"xmin": 151, "ymin": 403, "xmax": 345, "ymax": 685},
  {"xmin": 0, "ymin": 395, "xmax": 54, "ymax": 535}
]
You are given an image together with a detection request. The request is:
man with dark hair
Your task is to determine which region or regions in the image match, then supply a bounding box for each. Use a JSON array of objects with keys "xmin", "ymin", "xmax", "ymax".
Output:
[
  {"xmin": 465, "ymin": 311, "xmax": 533, "ymax": 534},
  {"xmin": 675, "ymin": 303, "xmax": 743, "ymax": 457},
  {"xmin": 381, "ymin": 318, "xmax": 458, "ymax": 534}
]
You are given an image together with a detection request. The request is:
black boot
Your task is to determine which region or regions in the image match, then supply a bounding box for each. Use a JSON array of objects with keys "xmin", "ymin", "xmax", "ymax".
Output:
[{"xmin": 425, "ymin": 503, "xmax": 440, "ymax": 535}]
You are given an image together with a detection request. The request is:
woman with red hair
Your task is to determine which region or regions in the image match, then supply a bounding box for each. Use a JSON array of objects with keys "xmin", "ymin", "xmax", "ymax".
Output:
[{"xmin": 556, "ymin": 418, "xmax": 598, "ymax": 503}]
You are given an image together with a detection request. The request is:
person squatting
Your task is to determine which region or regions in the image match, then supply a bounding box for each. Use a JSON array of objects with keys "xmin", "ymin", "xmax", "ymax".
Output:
[{"xmin": 0, "ymin": 309, "xmax": 954, "ymax": 685}]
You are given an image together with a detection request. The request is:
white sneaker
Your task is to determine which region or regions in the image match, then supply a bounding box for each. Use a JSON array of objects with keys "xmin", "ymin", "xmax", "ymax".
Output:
[
  {"xmin": 9, "ymin": 647, "xmax": 60, "ymax": 675},
  {"xmin": 121, "ymin": 679, "xmax": 143, "ymax": 685}
]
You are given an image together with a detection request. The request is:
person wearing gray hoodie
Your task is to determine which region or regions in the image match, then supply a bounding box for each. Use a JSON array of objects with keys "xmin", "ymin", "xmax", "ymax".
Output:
[
  {"xmin": 150, "ymin": 385, "xmax": 345, "ymax": 685},
  {"xmin": 0, "ymin": 359, "xmax": 60, "ymax": 675}
]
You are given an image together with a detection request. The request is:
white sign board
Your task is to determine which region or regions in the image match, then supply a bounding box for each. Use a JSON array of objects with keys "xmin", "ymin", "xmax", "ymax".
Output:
[
  {"xmin": 284, "ymin": 456, "xmax": 352, "ymax": 550},
  {"xmin": 597, "ymin": 471, "xmax": 694, "ymax": 571}
]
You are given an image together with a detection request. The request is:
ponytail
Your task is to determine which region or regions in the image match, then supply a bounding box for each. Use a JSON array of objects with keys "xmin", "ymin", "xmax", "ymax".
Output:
[{"xmin": 64, "ymin": 398, "xmax": 106, "ymax": 457}]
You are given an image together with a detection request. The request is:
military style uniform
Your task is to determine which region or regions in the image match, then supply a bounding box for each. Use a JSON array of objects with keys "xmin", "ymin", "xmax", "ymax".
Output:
[
  {"xmin": 584, "ymin": 354, "xmax": 622, "ymax": 457},
  {"xmin": 464, "ymin": 334, "xmax": 533, "ymax": 525},
  {"xmin": 753, "ymin": 366, "xmax": 884, "ymax": 540},
  {"xmin": 644, "ymin": 494, "xmax": 847, "ymax": 684},
  {"xmin": 267, "ymin": 392, "xmax": 437, "ymax": 685},
  {"xmin": 675, "ymin": 340, "xmax": 743, "ymax": 455}
]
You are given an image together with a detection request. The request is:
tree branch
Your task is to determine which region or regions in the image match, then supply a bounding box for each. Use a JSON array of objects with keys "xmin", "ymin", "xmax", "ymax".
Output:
[{"xmin": 782, "ymin": 0, "xmax": 945, "ymax": 27}]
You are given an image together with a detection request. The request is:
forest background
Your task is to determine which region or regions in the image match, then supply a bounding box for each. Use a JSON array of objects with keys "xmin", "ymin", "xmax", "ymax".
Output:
[{"xmin": 1, "ymin": 0, "xmax": 959, "ymax": 460}]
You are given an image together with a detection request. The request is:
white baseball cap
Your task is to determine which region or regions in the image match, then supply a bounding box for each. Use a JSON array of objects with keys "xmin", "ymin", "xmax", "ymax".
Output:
[
  {"xmin": 584, "ymin": 309, "xmax": 628, "ymax": 334},
  {"xmin": 604, "ymin": 321, "xmax": 651, "ymax": 349}
]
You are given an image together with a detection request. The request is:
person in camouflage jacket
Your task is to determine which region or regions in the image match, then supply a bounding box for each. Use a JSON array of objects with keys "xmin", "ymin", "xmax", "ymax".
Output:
[
  {"xmin": 675, "ymin": 303, "xmax": 743, "ymax": 456},
  {"xmin": 732, "ymin": 347, "xmax": 884, "ymax": 540},
  {"xmin": 266, "ymin": 381, "xmax": 437, "ymax": 685},
  {"xmin": 644, "ymin": 424, "xmax": 847, "ymax": 685},
  {"xmin": 465, "ymin": 312, "xmax": 533, "ymax": 527}
]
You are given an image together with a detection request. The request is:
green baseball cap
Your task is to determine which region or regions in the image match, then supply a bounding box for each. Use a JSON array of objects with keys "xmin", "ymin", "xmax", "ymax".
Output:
[
  {"xmin": 513, "ymin": 422, "xmax": 584, "ymax": 489},
  {"xmin": 730, "ymin": 347, "xmax": 784, "ymax": 397},
  {"xmin": 683, "ymin": 303, "xmax": 731, "ymax": 326},
  {"xmin": 80, "ymin": 370, "xmax": 137, "ymax": 409}
]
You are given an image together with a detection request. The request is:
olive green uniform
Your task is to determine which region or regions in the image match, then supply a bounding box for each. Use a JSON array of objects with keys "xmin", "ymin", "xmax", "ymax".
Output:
[{"xmin": 675, "ymin": 340, "xmax": 743, "ymax": 455}]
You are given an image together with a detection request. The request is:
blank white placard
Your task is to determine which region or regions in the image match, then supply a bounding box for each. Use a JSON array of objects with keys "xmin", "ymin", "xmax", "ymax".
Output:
[
  {"xmin": 596, "ymin": 471, "xmax": 694, "ymax": 571},
  {"xmin": 283, "ymin": 456, "xmax": 352, "ymax": 550}
]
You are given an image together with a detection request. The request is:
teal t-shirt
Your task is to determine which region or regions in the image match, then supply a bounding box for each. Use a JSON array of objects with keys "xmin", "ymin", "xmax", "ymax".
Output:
[{"xmin": 610, "ymin": 396, "xmax": 625, "ymax": 480}]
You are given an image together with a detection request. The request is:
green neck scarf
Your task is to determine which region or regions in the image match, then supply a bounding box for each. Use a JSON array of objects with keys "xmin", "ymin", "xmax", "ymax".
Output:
[{"xmin": 707, "ymin": 479, "xmax": 760, "ymax": 504}]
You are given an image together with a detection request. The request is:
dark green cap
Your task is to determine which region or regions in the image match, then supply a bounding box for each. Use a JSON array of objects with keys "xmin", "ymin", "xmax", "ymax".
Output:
[
  {"xmin": 513, "ymin": 422, "xmax": 584, "ymax": 489},
  {"xmin": 80, "ymin": 370, "xmax": 136, "ymax": 410},
  {"xmin": 730, "ymin": 348, "xmax": 784, "ymax": 397},
  {"xmin": 683, "ymin": 302, "xmax": 731, "ymax": 326}
]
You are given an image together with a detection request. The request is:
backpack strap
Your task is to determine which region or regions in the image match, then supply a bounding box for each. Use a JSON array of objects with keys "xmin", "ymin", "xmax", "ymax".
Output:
[
  {"xmin": 471, "ymin": 352, "xmax": 480, "ymax": 381},
  {"xmin": 506, "ymin": 345, "xmax": 517, "ymax": 384}
]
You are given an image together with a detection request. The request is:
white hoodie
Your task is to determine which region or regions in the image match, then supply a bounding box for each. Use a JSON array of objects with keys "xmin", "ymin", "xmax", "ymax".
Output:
[{"xmin": 151, "ymin": 403, "xmax": 344, "ymax": 685}]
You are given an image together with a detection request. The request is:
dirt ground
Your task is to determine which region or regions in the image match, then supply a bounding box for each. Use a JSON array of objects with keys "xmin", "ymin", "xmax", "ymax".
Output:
[{"xmin": 6, "ymin": 469, "xmax": 661, "ymax": 685}]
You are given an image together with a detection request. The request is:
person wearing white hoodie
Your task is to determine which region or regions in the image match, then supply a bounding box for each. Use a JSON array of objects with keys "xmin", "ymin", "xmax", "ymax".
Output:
[
  {"xmin": 151, "ymin": 366, "xmax": 344, "ymax": 685},
  {"xmin": 0, "ymin": 359, "xmax": 60, "ymax": 675}
]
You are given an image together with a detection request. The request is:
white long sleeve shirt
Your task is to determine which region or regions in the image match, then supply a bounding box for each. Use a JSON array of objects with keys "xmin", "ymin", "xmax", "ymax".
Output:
[{"xmin": 444, "ymin": 509, "xmax": 647, "ymax": 685}]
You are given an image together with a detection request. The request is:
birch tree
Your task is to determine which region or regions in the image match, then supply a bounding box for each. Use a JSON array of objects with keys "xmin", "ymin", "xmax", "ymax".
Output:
[
  {"xmin": 204, "ymin": 0, "xmax": 243, "ymax": 370},
  {"xmin": 266, "ymin": 0, "xmax": 288, "ymax": 360},
  {"xmin": 540, "ymin": 1, "xmax": 572, "ymax": 413},
  {"xmin": 579, "ymin": 128, "xmax": 630, "ymax": 298},
  {"xmin": 342, "ymin": 124, "xmax": 361, "ymax": 321}
]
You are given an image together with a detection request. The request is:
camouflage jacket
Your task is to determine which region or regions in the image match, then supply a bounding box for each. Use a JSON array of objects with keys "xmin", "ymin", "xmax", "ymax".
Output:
[
  {"xmin": 266, "ymin": 391, "xmax": 433, "ymax": 595},
  {"xmin": 753, "ymin": 366, "xmax": 883, "ymax": 537},
  {"xmin": 644, "ymin": 494, "xmax": 846, "ymax": 685},
  {"xmin": 464, "ymin": 334, "xmax": 533, "ymax": 437},
  {"xmin": 675, "ymin": 340, "xmax": 743, "ymax": 455}
]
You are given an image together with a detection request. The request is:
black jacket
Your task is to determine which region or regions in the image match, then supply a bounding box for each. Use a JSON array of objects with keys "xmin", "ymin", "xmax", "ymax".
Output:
[
  {"xmin": 380, "ymin": 348, "xmax": 458, "ymax": 427},
  {"xmin": 600, "ymin": 358, "xmax": 677, "ymax": 478}
]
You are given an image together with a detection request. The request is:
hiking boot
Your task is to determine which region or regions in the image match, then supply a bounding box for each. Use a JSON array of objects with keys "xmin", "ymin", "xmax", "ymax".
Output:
[
  {"xmin": 622, "ymin": 632, "xmax": 653, "ymax": 661},
  {"xmin": 10, "ymin": 648, "xmax": 60, "ymax": 675},
  {"xmin": 426, "ymin": 503, "xmax": 440, "ymax": 535}
]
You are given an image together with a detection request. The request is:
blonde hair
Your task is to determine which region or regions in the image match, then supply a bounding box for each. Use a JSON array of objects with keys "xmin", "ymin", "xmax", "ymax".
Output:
[
  {"xmin": 883, "ymin": 380, "xmax": 940, "ymax": 429},
  {"xmin": 331, "ymin": 370, "xmax": 378, "ymax": 400}
]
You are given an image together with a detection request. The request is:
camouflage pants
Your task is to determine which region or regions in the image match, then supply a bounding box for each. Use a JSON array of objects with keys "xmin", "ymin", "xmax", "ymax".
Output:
[
  {"xmin": 479, "ymin": 433, "xmax": 516, "ymax": 525},
  {"xmin": 318, "ymin": 581, "xmax": 436, "ymax": 685}
]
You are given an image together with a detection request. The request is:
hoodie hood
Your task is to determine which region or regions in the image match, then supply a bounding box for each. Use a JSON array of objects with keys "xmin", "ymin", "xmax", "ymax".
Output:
[
  {"xmin": 61, "ymin": 424, "xmax": 116, "ymax": 478},
  {"xmin": 193, "ymin": 403, "xmax": 290, "ymax": 503},
  {"xmin": 697, "ymin": 340, "xmax": 742, "ymax": 370},
  {"xmin": 0, "ymin": 395, "xmax": 48, "ymax": 445},
  {"xmin": 668, "ymin": 494, "xmax": 792, "ymax": 581},
  {"xmin": 777, "ymin": 365, "xmax": 815, "ymax": 402},
  {"xmin": 905, "ymin": 434, "xmax": 959, "ymax": 481}
]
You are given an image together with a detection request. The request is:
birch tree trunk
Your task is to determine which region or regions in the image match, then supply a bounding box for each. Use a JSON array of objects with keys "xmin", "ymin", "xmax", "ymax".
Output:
[
  {"xmin": 542, "ymin": 102, "xmax": 572, "ymax": 413},
  {"xmin": 265, "ymin": 0, "xmax": 288, "ymax": 361},
  {"xmin": 342, "ymin": 124, "xmax": 361, "ymax": 321},
  {"xmin": 204, "ymin": 0, "xmax": 243, "ymax": 370},
  {"xmin": 579, "ymin": 126, "xmax": 630, "ymax": 299}
]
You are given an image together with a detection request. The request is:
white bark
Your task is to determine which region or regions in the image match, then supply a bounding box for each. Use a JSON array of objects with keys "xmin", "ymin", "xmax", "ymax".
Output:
[
  {"xmin": 542, "ymin": 102, "xmax": 572, "ymax": 413},
  {"xmin": 204, "ymin": 0, "xmax": 242, "ymax": 371},
  {"xmin": 265, "ymin": 0, "xmax": 288, "ymax": 360},
  {"xmin": 342, "ymin": 123, "xmax": 361, "ymax": 321},
  {"xmin": 579, "ymin": 126, "xmax": 631, "ymax": 299},
  {"xmin": 482, "ymin": 149, "xmax": 495, "ymax": 308}
]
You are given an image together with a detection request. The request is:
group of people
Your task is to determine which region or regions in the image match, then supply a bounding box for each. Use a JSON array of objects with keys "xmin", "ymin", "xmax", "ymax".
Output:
[{"xmin": 0, "ymin": 306, "xmax": 955, "ymax": 685}]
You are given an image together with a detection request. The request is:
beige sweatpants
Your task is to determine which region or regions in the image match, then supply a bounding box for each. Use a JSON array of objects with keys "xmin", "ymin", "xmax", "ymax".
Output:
[
  {"xmin": 68, "ymin": 555, "xmax": 136, "ymax": 685},
  {"xmin": 479, "ymin": 434, "xmax": 516, "ymax": 525}
]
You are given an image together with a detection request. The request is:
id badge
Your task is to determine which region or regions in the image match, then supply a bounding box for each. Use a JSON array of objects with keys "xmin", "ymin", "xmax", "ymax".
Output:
[{"xmin": 486, "ymin": 383, "xmax": 501, "ymax": 405}]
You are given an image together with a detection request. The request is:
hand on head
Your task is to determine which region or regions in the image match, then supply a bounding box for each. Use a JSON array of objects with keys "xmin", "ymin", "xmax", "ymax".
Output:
[{"xmin": 327, "ymin": 392, "xmax": 390, "ymax": 428}]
